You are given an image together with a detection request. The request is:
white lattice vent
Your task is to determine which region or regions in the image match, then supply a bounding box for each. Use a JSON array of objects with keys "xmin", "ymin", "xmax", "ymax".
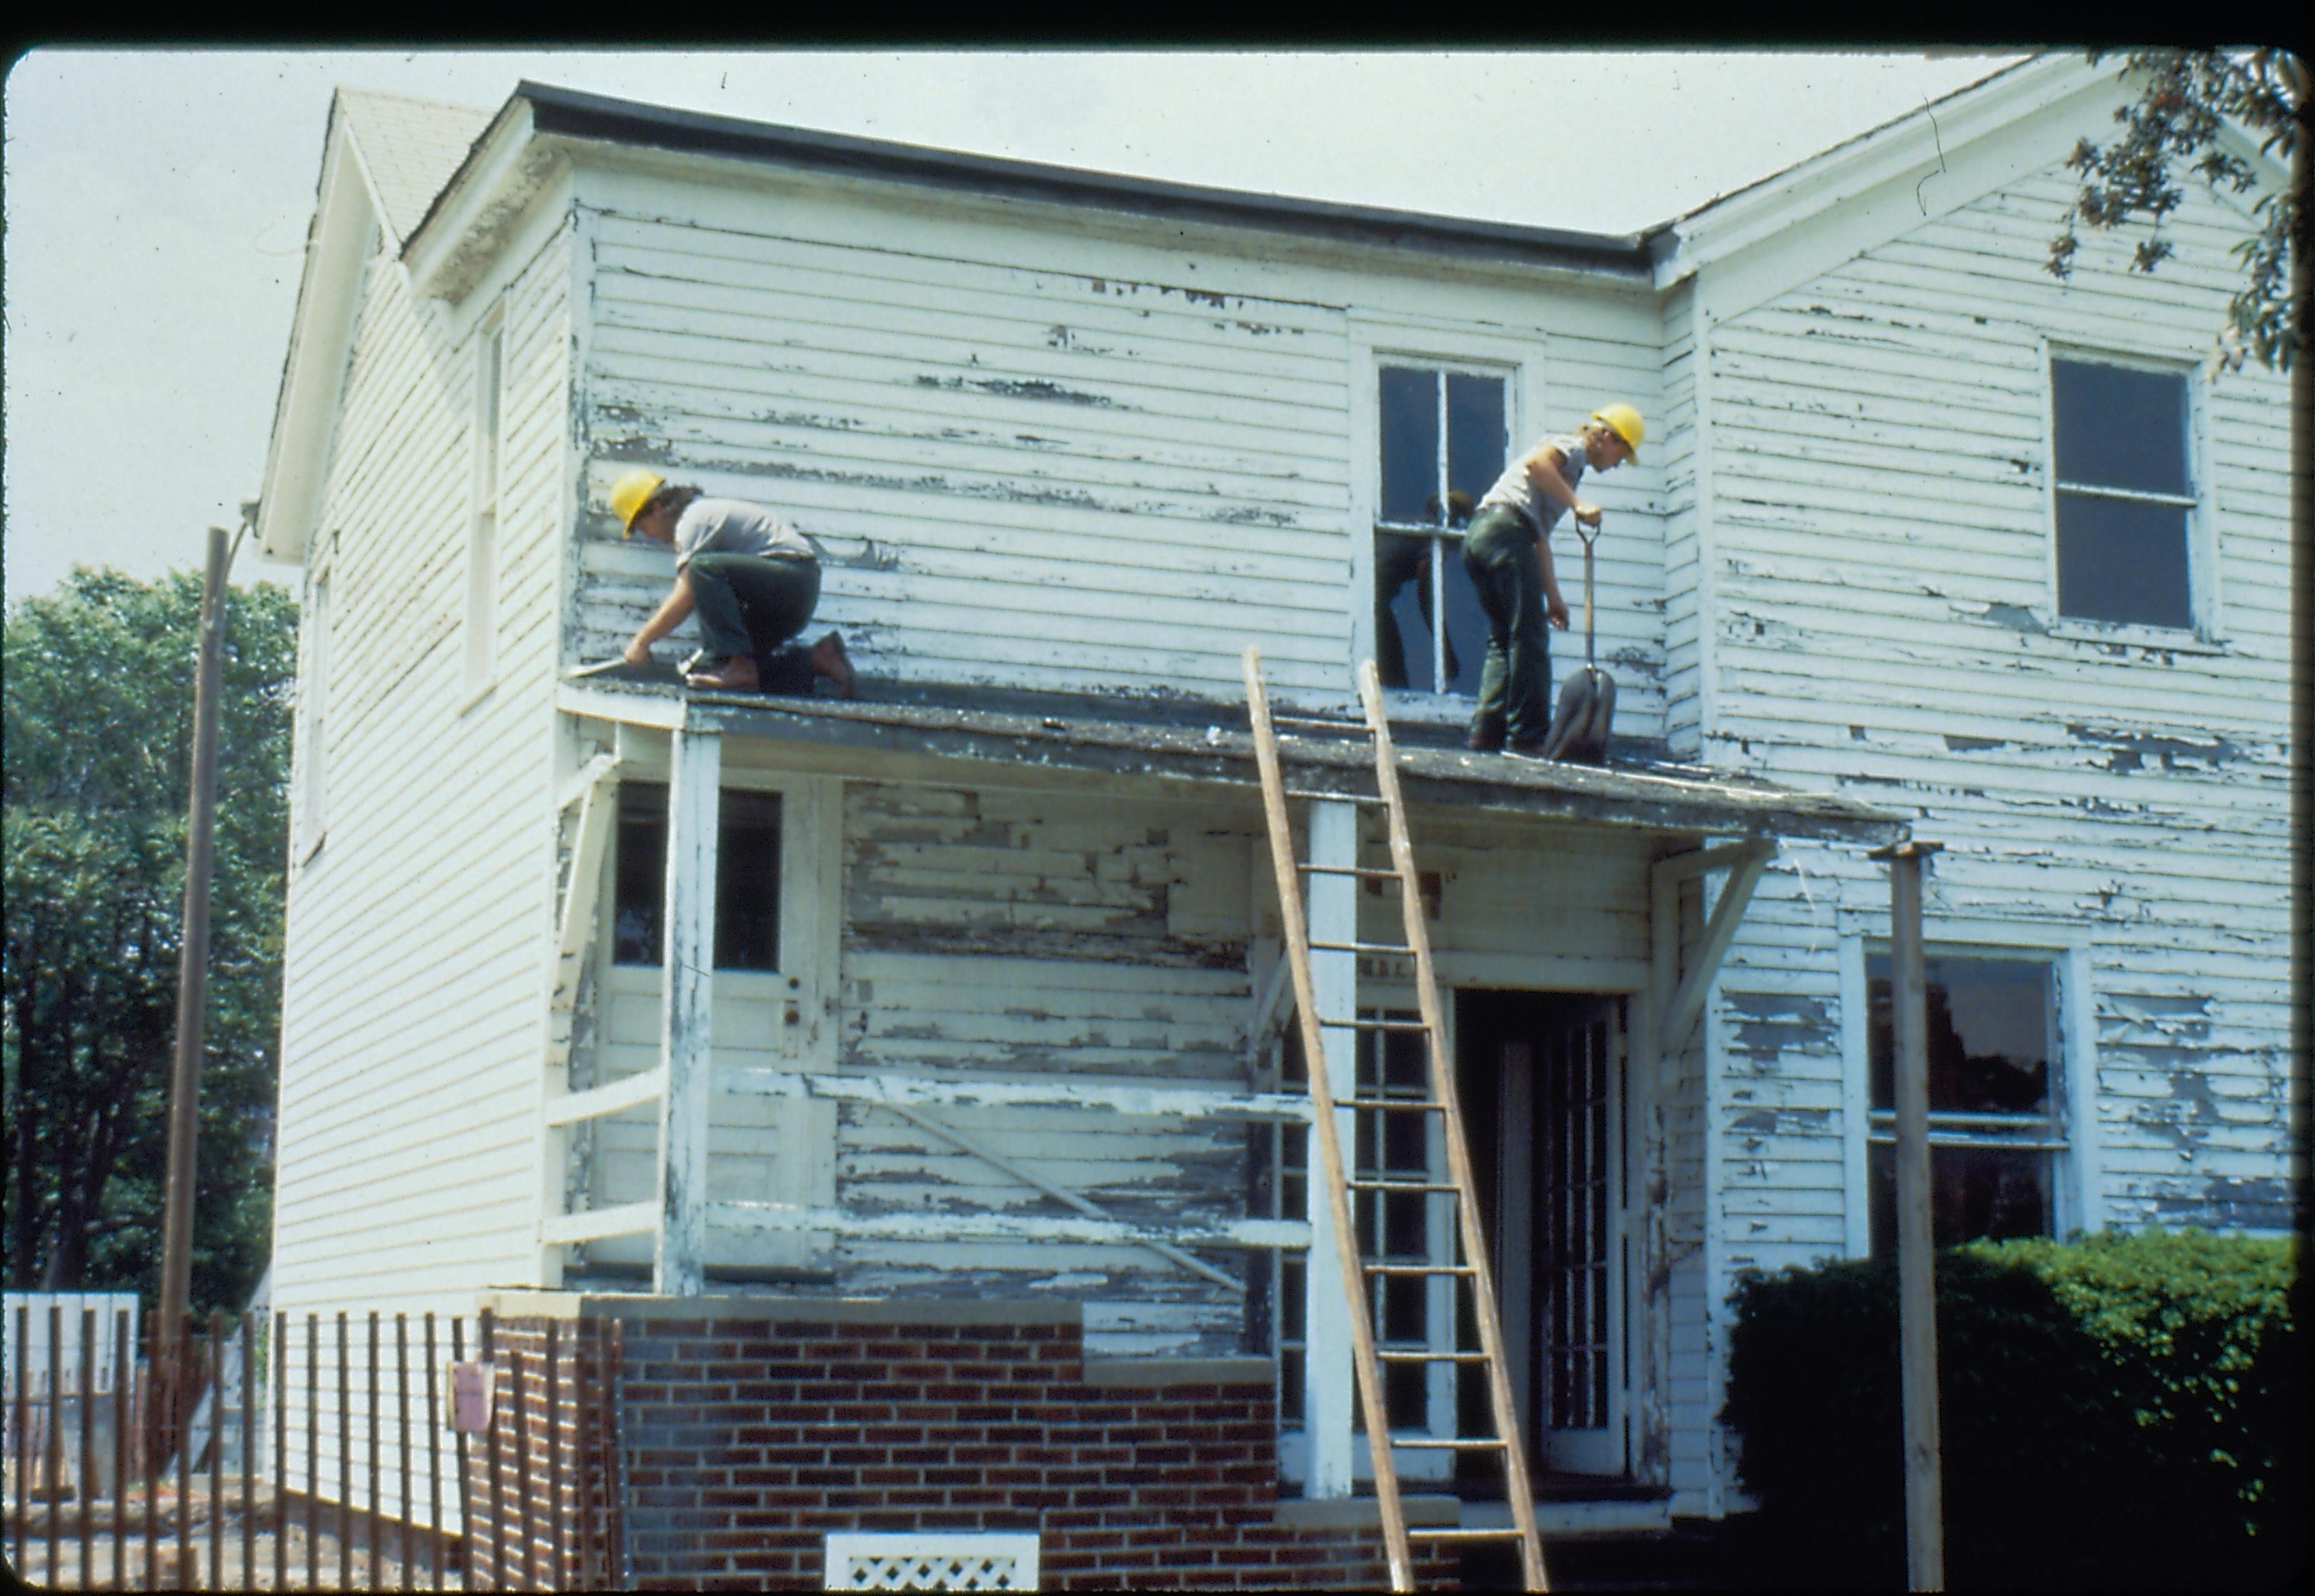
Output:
[{"xmin": 824, "ymin": 1532, "xmax": 1041, "ymax": 1591}]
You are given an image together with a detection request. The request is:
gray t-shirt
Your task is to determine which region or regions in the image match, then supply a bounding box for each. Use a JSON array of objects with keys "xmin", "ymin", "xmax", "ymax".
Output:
[
  {"xmin": 1475, "ymin": 432, "xmax": 1590, "ymax": 534},
  {"xmin": 671, "ymin": 497, "xmax": 815, "ymax": 569}
]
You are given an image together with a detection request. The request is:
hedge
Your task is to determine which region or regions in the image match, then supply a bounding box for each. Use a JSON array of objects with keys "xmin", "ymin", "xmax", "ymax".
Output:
[{"xmin": 1720, "ymin": 1228, "xmax": 2305, "ymax": 1590}]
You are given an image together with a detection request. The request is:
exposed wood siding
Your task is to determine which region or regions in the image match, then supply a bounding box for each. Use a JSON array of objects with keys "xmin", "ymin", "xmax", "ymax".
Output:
[
  {"xmin": 272, "ymin": 216, "xmax": 571, "ymax": 1331},
  {"xmin": 1691, "ymin": 150, "xmax": 2291, "ymax": 1495},
  {"xmin": 833, "ymin": 782, "xmax": 1255, "ymax": 1357},
  {"xmin": 567, "ymin": 186, "xmax": 1356, "ymax": 700},
  {"xmin": 1657, "ymin": 285, "xmax": 1703, "ymax": 757}
]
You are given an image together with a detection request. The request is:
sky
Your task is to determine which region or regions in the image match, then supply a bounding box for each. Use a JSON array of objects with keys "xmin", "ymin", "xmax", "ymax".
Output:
[{"xmin": 1, "ymin": 47, "xmax": 2033, "ymax": 606}]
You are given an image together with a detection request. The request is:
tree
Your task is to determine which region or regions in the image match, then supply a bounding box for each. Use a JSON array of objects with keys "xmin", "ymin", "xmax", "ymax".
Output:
[
  {"xmin": 3, "ymin": 566, "xmax": 297, "ymax": 1315},
  {"xmin": 2048, "ymin": 49, "xmax": 2307, "ymax": 371}
]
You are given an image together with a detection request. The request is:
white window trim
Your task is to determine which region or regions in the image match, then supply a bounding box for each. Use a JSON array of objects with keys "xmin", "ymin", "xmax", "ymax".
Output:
[
  {"xmin": 1347, "ymin": 315, "xmax": 1541, "ymax": 722},
  {"xmin": 2039, "ymin": 339, "xmax": 2220, "ymax": 647},
  {"xmin": 1838, "ymin": 922, "xmax": 2101, "ymax": 1258},
  {"xmin": 294, "ymin": 549, "xmax": 333, "ymax": 867},
  {"xmin": 462, "ymin": 301, "xmax": 507, "ymax": 706}
]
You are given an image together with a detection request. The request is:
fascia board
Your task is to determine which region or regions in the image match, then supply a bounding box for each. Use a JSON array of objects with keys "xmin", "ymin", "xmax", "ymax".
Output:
[
  {"xmin": 402, "ymin": 99, "xmax": 553, "ymax": 303},
  {"xmin": 254, "ymin": 116, "xmax": 378, "ymax": 567},
  {"xmin": 1653, "ymin": 53, "xmax": 2096, "ymax": 292}
]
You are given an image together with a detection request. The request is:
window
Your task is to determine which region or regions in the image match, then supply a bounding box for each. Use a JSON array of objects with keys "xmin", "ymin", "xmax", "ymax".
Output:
[
  {"xmin": 464, "ymin": 314, "xmax": 504, "ymax": 692},
  {"xmin": 611, "ymin": 784, "xmax": 783, "ymax": 971},
  {"xmin": 1866, "ymin": 952, "xmax": 2066, "ymax": 1255},
  {"xmin": 2051, "ymin": 356, "xmax": 2196, "ymax": 630},
  {"xmin": 1374, "ymin": 364, "xmax": 1507, "ymax": 694},
  {"xmin": 296, "ymin": 568, "xmax": 331, "ymax": 859}
]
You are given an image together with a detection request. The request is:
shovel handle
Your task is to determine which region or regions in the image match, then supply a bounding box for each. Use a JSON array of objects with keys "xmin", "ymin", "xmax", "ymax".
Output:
[{"xmin": 1577, "ymin": 522, "xmax": 1600, "ymax": 668}]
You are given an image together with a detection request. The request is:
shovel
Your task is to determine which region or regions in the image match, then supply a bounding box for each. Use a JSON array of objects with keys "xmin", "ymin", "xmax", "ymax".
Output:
[{"xmin": 1538, "ymin": 521, "xmax": 1616, "ymax": 763}]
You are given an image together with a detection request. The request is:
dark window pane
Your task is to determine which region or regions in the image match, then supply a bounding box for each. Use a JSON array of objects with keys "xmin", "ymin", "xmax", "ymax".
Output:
[
  {"xmin": 2056, "ymin": 492, "xmax": 2193, "ymax": 628},
  {"xmin": 612, "ymin": 784, "xmax": 667, "ymax": 965},
  {"xmin": 1868, "ymin": 954, "xmax": 2054, "ymax": 1114},
  {"xmin": 2051, "ymin": 359, "xmax": 2188, "ymax": 495},
  {"xmin": 1870, "ymin": 1142, "xmax": 2052, "ymax": 1255},
  {"xmin": 716, "ymin": 789, "xmax": 782, "ymax": 971},
  {"xmin": 1379, "ymin": 366, "xmax": 1440, "ymax": 525},
  {"xmin": 612, "ymin": 783, "xmax": 782, "ymax": 970},
  {"xmin": 1445, "ymin": 373, "xmax": 1507, "ymax": 513},
  {"xmin": 1440, "ymin": 544, "xmax": 1485, "ymax": 698},
  {"xmin": 1373, "ymin": 530, "xmax": 1433, "ymax": 691}
]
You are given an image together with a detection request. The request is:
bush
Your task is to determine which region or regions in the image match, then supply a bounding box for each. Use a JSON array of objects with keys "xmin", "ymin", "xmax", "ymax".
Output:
[{"xmin": 1721, "ymin": 1228, "xmax": 2304, "ymax": 1591}]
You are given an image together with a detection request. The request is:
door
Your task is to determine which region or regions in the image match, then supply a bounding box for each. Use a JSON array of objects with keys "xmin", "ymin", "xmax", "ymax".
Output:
[{"xmin": 1458, "ymin": 992, "xmax": 1629, "ymax": 1480}]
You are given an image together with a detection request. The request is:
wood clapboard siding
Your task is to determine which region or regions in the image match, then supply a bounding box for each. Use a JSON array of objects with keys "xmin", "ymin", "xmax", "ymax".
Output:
[
  {"xmin": 1692, "ymin": 136, "xmax": 2292, "ymax": 1383},
  {"xmin": 832, "ymin": 782, "xmax": 1257, "ymax": 1356},
  {"xmin": 1657, "ymin": 284, "xmax": 1703, "ymax": 757},
  {"xmin": 568, "ymin": 196, "xmax": 1358, "ymax": 699},
  {"xmin": 272, "ymin": 216, "xmax": 572, "ymax": 1339}
]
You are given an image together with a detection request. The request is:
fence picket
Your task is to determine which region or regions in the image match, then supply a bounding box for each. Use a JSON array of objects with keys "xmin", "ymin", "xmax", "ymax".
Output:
[
  {"xmin": 427, "ymin": 1313, "xmax": 443, "ymax": 1595},
  {"xmin": 79, "ymin": 1306, "xmax": 96, "ymax": 1586},
  {"xmin": 210, "ymin": 1312, "xmax": 226, "ymax": 1592},
  {"xmin": 46, "ymin": 1301, "xmax": 61, "ymax": 1585},
  {"xmin": 116, "ymin": 1309, "xmax": 133, "ymax": 1590},
  {"xmin": 369, "ymin": 1310, "xmax": 382, "ymax": 1592},
  {"xmin": 337, "ymin": 1312, "xmax": 351, "ymax": 1591},
  {"xmin": 451, "ymin": 1317, "xmax": 470, "ymax": 1595},
  {"xmin": 399, "ymin": 1312, "xmax": 412, "ymax": 1583},
  {"xmin": 276, "ymin": 1311, "xmax": 289, "ymax": 1593},
  {"xmin": 243, "ymin": 1312, "xmax": 257, "ymax": 1592},
  {"xmin": 174, "ymin": 1324, "xmax": 191, "ymax": 1591}
]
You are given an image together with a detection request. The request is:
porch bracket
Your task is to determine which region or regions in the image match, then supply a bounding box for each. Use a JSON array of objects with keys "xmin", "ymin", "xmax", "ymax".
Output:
[{"xmin": 1655, "ymin": 837, "xmax": 1776, "ymax": 1060}]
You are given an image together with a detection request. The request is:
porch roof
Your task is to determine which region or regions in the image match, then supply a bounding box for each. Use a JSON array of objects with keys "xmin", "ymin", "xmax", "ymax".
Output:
[{"xmin": 557, "ymin": 672, "xmax": 1908, "ymax": 847}]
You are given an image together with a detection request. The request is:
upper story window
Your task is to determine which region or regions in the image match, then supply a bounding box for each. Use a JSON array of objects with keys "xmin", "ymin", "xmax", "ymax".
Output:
[
  {"xmin": 1374, "ymin": 364, "xmax": 1506, "ymax": 695},
  {"xmin": 1866, "ymin": 950, "xmax": 2067, "ymax": 1255},
  {"xmin": 612, "ymin": 783, "xmax": 783, "ymax": 972},
  {"xmin": 464, "ymin": 311, "xmax": 506, "ymax": 694},
  {"xmin": 2050, "ymin": 356, "xmax": 2196, "ymax": 631}
]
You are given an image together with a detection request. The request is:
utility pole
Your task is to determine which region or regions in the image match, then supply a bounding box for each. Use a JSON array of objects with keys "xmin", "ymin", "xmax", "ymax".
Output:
[{"xmin": 156, "ymin": 524, "xmax": 234, "ymax": 1448}]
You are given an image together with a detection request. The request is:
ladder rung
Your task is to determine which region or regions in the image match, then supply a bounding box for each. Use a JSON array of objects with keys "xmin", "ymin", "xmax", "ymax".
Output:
[
  {"xmin": 1297, "ymin": 863, "xmax": 1402, "ymax": 881},
  {"xmin": 1408, "ymin": 1527, "xmax": 1533, "ymax": 1542},
  {"xmin": 1307, "ymin": 939, "xmax": 1408, "ymax": 955},
  {"xmin": 1375, "ymin": 1349, "xmax": 1492, "ymax": 1363},
  {"xmin": 1280, "ymin": 787, "xmax": 1388, "ymax": 806},
  {"xmin": 1270, "ymin": 714, "xmax": 1368, "ymax": 732},
  {"xmin": 1348, "ymin": 1097, "xmax": 1448, "ymax": 1112},
  {"xmin": 1347, "ymin": 1179, "xmax": 1460, "ymax": 1194},
  {"xmin": 1391, "ymin": 1435, "xmax": 1508, "ymax": 1450},
  {"xmin": 1365, "ymin": 1263, "xmax": 1478, "ymax": 1277},
  {"xmin": 1316, "ymin": 1015, "xmax": 1429, "ymax": 1032}
]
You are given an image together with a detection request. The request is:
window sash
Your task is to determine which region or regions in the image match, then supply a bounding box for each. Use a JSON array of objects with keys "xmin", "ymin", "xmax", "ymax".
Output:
[{"xmin": 1375, "ymin": 362, "xmax": 1505, "ymax": 696}]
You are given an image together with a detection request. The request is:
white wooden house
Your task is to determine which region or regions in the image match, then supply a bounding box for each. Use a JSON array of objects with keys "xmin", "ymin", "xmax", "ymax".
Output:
[{"xmin": 254, "ymin": 56, "xmax": 2292, "ymax": 1547}]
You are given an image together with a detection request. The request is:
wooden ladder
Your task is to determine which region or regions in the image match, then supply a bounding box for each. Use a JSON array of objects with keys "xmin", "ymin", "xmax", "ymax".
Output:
[{"xmin": 1243, "ymin": 647, "xmax": 1548, "ymax": 1592}]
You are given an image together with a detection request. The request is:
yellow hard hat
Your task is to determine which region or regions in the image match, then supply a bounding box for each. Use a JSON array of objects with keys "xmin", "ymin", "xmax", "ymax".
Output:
[
  {"xmin": 609, "ymin": 468, "xmax": 666, "ymax": 534},
  {"xmin": 1590, "ymin": 404, "xmax": 1645, "ymax": 459}
]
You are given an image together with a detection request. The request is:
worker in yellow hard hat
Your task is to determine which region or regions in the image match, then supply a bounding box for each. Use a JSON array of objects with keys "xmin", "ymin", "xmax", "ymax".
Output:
[
  {"xmin": 1461, "ymin": 404, "xmax": 1641, "ymax": 754},
  {"xmin": 609, "ymin": 467, "xmax": 855, "ymax": 696}
]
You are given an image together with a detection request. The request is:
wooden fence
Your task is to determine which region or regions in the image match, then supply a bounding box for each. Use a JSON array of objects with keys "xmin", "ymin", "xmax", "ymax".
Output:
[{"xmin": 4, "ymin": 1305, "xmax": 617, "ymax": 1592}]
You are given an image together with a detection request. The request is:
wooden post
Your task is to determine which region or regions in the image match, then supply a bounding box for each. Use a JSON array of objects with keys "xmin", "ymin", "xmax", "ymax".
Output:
[
  {"xmin": 1873, "ymin": 839, "xmax": 1945, "ymax": 1592},
  {"xmin": 1301, "ymin": 797, "xmax": 1358, "ymax": 1499},
  {"xmin": 654, "ymin": 725, "xmax": 721, "ymax": 1297}
]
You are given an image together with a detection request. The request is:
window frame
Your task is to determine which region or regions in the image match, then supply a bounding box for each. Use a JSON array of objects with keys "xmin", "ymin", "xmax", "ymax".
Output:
[
  {"xmin": 1838, "ymin": 924, "xmax": 2101, "ymax": 1257},
  {"xmin": 1349, "ymin": 316, "xmax": 1536, "ymax": 719},
  {"xmin": 462, "ymin": 300, "xmax": 507, "ymax": 704},
  {"xmin": 2039, "ymin": 340, "xmax": 2218, "ymax": 645}
]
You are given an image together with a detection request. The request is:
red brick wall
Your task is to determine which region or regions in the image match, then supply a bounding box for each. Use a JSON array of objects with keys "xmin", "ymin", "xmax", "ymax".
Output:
[{"xmin": 471, "ymin": 1308, "xmax": 1455, "ymax": 1591}]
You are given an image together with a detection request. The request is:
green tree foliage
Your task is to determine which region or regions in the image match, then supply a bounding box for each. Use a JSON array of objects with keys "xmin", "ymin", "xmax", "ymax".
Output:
[
  {"xmin": 3, "ymin": 567, "xmax": 297, "ymax": 1315},
  {"xmin": 2049, "ymin": 49, "xmax": 2306, "ymax": 371},
  {"xmin": 1721, "ymin": 1229, "xmax": 2304, "ymax": 1590}
]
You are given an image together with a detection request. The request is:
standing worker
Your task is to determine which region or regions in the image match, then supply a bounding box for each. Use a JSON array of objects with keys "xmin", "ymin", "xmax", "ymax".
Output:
[
  {"xmin": 1461, "ymin": 404, "xmax": 1641, "ymax": 754},
  {"xmin": 612, "ymin": 469, "xmax": 855, "ymax": 696}
]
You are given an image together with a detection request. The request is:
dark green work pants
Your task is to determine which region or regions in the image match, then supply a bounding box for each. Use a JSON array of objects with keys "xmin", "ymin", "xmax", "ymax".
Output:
[
  {"xmin": 686, "ymin": 551, "xmax": 821, "ymax": 694},
  {"xmin": 1461, "ymin": 506, "xmax": 1552, "ymax": 749}
]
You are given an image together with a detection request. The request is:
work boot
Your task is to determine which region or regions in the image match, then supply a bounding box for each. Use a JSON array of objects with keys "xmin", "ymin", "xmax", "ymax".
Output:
[
  {"xmin": 809, "ymin": 631, "xmax": 857, "ymax": 698},
  {"xmin": 685, "ymin": 654, "xmax": 761, "ymax": 692}
]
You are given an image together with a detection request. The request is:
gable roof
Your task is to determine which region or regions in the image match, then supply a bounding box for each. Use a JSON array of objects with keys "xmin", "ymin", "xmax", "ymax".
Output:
[{"xmin": 333, "ymin": 89, "xmax": 494, "ymax": 248}]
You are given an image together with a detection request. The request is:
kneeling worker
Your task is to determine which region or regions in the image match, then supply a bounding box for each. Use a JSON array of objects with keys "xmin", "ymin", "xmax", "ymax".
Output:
[
  {"xmin": 1462, "ymin": 404, "xmax": 1641, "ymax": 754},
  {"xmin": 612, "ymin": 469, "xmax": 855, "ymax": 696}
]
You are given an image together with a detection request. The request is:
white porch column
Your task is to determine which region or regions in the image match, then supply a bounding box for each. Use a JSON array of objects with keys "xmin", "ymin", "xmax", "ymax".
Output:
[
  {"xmin": 654, "ymin": 725, "xmax": 720, "ymax": 1297},
  {"xmin": 1302, "ymin": 798, "xmax": 1358, "ymax": 1497}
]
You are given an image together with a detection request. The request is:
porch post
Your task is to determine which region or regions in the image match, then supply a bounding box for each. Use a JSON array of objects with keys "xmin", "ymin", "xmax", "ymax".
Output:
[
  {"xmin": 1302, "ymin": 798, "xmax": 1358, "ymax": 1497},
  {"xmin": 654, "ymin": 725, "xmax": 721, "ymax": 1297},
  {"xmin": 1873, "ymin": 839, "xmax": 1944, "ymax": 1590}
]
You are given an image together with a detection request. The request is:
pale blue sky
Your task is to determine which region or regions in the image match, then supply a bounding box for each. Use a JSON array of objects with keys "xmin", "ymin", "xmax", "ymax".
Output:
[{"xmin": 1, "ymin": 47, "xmax": 2031, "ymax": 604}]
